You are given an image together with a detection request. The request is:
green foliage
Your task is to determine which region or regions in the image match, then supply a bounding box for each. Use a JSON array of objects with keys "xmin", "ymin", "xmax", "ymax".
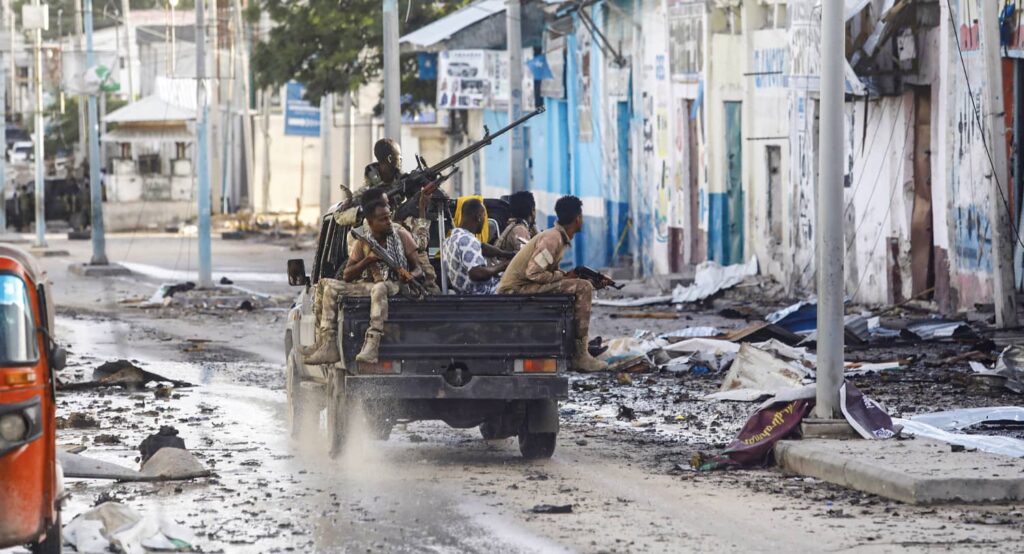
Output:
[{"xmin": 250, "ymin": 0, "xmax": 467, "ymax": 110}]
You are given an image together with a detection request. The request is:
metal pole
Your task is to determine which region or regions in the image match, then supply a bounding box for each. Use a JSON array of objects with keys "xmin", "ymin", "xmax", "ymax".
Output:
[
  {"xmin": 319, "ymin": 93, "xmax": 333, "ymax": 216},
  {"xmin": 209, "ymin": 0, "xmax": 220, "ymax": 213},
  {"xmin": 980, "ymin": 0, "xmax": 1020, "ymax": 328},
  {"xmin": 232, "ymin": 0, "xmax": 254, "ymax": 210},
  {"xmin": 382, "ymin": 0, "xmax": 400, "ymax": 144},
  {"xmin": 438, "ymin": 208, "xmax": 448, "ymax": 294},
  {"xmin": 813, "ymin": 0, "xmax": 844, "ymax": 420},
  {"xmin": 32, "ymin": 0, "xmax": 45, "ymax": 247},
  {"xmin": 507, "ymin": 0, "xmax": 525, "ymax": 193},
  {"xmin": 74, "ymin": 0, "xmax": 86, "ymax": 168},
  {"xmin": 120, "ymin": 0, "xmax": 134, "ymax": 99},
  {"xmin": 196, "ymin": 0, "xmax": 212, "ymax": 287},
  {"xmin": 341, "ymin": 92, "xmax": 352, "ymax": 188},
  {"xmin": 85, "ymin": 0, "xmax": 107, "ymax": 265},
  {"xmin": 170, "ymin": 3, "xmax": 176, "ymax": 74},
  {"xmin": 0, "ymin": 49, "xmax": 4, "ymax": 236}
]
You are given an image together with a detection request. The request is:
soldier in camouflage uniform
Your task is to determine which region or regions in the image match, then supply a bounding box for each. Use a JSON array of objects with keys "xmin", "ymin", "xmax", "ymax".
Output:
[
  {"xmin": 497, "ymin": 195, "xmax": 607, "ymax": 372},
  {"xmin": 495, "ymin": 191, "xmax": 538, "ymax": 253},
  {"xmin": 304, "ymin": 189, "xmax": 423, "ymax": 365}
]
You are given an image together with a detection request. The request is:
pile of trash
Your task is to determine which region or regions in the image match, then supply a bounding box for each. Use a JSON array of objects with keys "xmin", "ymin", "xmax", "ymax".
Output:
[{"xmin": 595, "ymin": 257, "xmax": 759, "ymax": 307}]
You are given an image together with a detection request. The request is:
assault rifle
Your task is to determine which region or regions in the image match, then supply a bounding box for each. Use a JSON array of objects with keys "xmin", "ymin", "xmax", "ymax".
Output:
[
  {"xmin": 344, "ymin": 106, "xmax": 546, "ymax": 214},
  {"xmin": 573, "ymin": 266, "xmax": 624, "ymax": 290},
  {"xmin": 350, "ymin": 228, "xmax": 428, "ymax": 299}
]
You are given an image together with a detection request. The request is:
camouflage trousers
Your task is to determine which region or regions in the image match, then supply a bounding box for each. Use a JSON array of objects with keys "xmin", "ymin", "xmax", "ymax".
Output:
[
  {"xmin": 499, "ymin": 278, "xmax": 594, "ymax": 342},
  {"xmin": 416, "ymin": 251, "xmax": 441, "ymax": 294},
  {"xmin": 315, "ymin": 278, "xmax": 400, "ymax": 333}
]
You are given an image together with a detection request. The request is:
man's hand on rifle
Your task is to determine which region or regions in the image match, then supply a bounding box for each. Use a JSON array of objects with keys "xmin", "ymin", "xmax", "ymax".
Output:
[{"xmin": 418, "ymin": 181, "xmax": 440, "ymax": 218}]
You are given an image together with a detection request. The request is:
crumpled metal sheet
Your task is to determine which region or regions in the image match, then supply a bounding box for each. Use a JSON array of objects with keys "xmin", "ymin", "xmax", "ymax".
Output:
[{"xmin": 895, "ymin": 418, "xmax": 1024, "ymax": 458}]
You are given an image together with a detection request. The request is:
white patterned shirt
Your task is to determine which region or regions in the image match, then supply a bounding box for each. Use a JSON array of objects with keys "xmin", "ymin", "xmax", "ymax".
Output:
[{"xmin": 443, "ymin": 227, "xmax": 498, "ymax": 294}]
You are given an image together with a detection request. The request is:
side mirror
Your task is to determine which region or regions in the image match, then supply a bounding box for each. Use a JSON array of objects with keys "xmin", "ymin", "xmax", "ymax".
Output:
[
  {"xmin": 50, "ymin": 346, "xmax": 67, "ymax": 371},
  {"xmin": 287, "ymin": 259, "xmax": 309, "ymax": 287}
]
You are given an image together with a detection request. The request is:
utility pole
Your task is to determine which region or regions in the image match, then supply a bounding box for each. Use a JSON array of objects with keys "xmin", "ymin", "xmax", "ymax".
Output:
[
  {"xmin": 382, "ymin": 0, "xmax": 400, "ymax": 144},
  {"xmin": 30, "ymin": 0, "xmax": 45, "ymax": 247},
  {"xmin": 0, "ymin": 0, "xmax": 6, "ymax": 235},
  {"xmin": 980, "ymin": 0, "xmax": 1020, "ymax": 328},
  {"xmin": 232, "ymin": 0, "xmax": 253, "ymax": 210},
  {"xmin": 74, "ymin": 0, "xmax": 86, "ymax": 168},
  {"xmin": 813, "ymin": 0, "xmax": 844, "ymax": 420},
  {"xmin": 209, "ymin": 0, "xmax": 220, "ymax": 213},
  {"xmin": 507, "ymin": 0, "xmax": 525, "ymax": 193},
  {"xmin": 120, "ymin": 0, "xmax": 134, "ymax": 99},
  {"xmin": 196, "ymin": 0, "xmax": 212, "ymax": 287},
  {"xmin": 84, "ymin": 0, "xmax": 107, "ymax": 265},
  {"xmin": 340, "ymin": 92, "xmax": 352, "ymax": 189},
  {"xmin": 319, "ymin": 93, "xmax": 333, "ymax": 216},
  {"xmin": 169, "ymin": 0, "xmax": 177, "ymax": 74}
]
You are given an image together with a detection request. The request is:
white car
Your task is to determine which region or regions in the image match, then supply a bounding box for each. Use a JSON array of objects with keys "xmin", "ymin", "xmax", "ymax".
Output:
[{"xmin": 8, "ymin": 141, "xmax": 33, "ymax": 163}]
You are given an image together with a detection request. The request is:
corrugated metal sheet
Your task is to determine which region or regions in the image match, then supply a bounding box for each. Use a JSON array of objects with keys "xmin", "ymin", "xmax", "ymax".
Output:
[
  {"xmin": 400, "ymin": 0, "xmax": 505, "ymax": 50},
  {"xmin": 105, "ymin": 95, "xmax": 194, "ymax": 123}
]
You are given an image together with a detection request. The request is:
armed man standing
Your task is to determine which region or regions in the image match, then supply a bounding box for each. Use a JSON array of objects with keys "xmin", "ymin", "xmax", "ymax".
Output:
[{"xmin": 497, "ymin": 196, "xmax": 608, "ymax": 372}]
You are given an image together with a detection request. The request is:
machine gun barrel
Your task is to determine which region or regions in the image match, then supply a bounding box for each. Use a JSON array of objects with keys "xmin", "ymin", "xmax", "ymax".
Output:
[{"xmin": 424, "ymin": 106, "xmax": 546, "ymax": 175}]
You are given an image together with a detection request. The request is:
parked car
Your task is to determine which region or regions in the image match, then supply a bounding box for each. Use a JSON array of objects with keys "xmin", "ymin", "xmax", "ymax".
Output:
[
  {"xmin": 8, "ymin": 141, "xmax": 33, "ymax": 163},
  {"xmin": 0, "ymin": 245, "xmax": 67, "ymax": 554}
]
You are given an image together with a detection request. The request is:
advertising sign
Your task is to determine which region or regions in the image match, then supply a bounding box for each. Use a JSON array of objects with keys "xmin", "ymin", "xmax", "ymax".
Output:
[{"xmin": 284, "ymin": 81, "xmax": 320, "ymax": 137}]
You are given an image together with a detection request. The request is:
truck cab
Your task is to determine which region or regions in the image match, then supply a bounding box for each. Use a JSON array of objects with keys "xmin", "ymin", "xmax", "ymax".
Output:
[{"xmin": 285, "ymin": 197, "xmax": 572, "ymax": 459}]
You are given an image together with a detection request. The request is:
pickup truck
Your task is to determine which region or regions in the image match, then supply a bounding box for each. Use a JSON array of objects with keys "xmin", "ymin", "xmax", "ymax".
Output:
[{"xmin": 285, "ymin": 198, "xmax": 572, "ymax": 459}]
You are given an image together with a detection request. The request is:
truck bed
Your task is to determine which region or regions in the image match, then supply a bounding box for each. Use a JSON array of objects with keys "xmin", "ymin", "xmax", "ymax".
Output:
[{"xmin": 340, "ymin": 294, "xmax": 576, "ymax": 374}]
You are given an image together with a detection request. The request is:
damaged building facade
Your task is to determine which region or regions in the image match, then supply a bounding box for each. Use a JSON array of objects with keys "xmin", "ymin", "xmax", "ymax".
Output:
[{"xmin": 395, "ymin": 0, "xmax": 1020, "ymax": 314}]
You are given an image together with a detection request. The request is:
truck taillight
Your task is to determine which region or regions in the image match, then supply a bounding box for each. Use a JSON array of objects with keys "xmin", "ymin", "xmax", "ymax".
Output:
[
  {"xmin": 515, "ymin": 359, "xmax": 557, "ymax": 373},
  {"xmin": 2, "ymin": 369, "xmax": 37, "ymax": 386},
  {"xmin": 357, "ymin": 360, "xmax": 401, "ymax": 375}
]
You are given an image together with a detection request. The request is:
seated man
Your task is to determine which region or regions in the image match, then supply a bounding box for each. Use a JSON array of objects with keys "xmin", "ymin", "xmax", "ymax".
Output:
[
  {"xmin": 303, "ymin": 188, "xmax": 422, "ymax": 365},
  {"xmin": 495, "ymin": 191, "xmax": 538, "ymax": 253},
  {"xmin": 497, "ymin": 195, "xmax": 607, "ymax": 372},
  {"xmin": 443, "ymin": 198, "xmax": 508, "ymax": 294}
]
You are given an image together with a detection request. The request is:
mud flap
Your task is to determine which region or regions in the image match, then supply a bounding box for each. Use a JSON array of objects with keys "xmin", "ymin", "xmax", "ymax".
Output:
[{"xmin": 525, "ymin": 399, "xmax": 559, "ymax": 434}]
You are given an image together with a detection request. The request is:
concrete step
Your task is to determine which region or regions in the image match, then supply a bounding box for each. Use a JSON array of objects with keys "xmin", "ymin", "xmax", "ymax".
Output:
[{"xmin": 775, "ymin": 437, "xmax": 1024, "ymax": 504}]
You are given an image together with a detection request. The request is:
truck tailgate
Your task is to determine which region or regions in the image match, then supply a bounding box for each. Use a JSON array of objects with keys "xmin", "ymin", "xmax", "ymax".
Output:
[{"xmin": 341, "ymin": 294, "xmax": 575, "ymax": 374}]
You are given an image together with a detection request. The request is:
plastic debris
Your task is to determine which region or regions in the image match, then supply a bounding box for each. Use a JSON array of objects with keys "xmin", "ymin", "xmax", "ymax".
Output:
[
  {"xmin": 908, "ymin": 406, "xmax": 1024, "ymax": 431},
  {"xmin": 63, "ymin": 502, "xmax": 198, "ymax": 554},
  {"xmin": 766, "ymin": 300, "xmax": 817, "ymax": 334},
  {"xmin": 840, "ymin": 381, "xmax": 896, "ymax": 439},
  {"xmin": 895, "ymin": 418, "xmax": 1024, "ymax": 458},
  {"xmin": 593, "ymin": 257, "xmax": 758, "ymax": 307},
  {"xmin": 658, "ymin": 326, "xmax": 720, "ymax": 340},
  {"xmin": 714, "ymin": 343, "xmax": 812, "ymax": 399}
]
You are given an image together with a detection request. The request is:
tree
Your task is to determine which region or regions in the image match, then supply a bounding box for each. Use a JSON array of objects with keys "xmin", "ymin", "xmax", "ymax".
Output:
[{"xmin": 249, "ymin": 0, "xmax": 466, "ymax": 110}]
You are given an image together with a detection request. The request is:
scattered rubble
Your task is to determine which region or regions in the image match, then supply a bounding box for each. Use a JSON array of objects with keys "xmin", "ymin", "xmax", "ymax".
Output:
[
  {"xmin": 59, "ymin": 359, "xmax": 194, "ymax": 391},
  {"xmin": 530, "ymin": 504, "xmax": 573, "ymax": 514},
  {"xmin": 139, "ymin": 426, "xmax": 187, "ymax": 463}
]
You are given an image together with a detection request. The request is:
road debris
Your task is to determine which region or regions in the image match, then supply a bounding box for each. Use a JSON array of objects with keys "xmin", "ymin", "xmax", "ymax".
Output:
[
  {"xmin": 58, "ymin": 412, "xmax": 99, "ymax": 429},
  {"xmin": 139, "ymin": 426, "xmax": 187, "ymax": 463},
  {"xmin": 140, "ymin": 447, "xmax": 212, "ymax": 480},
  {"xmin": 594, "ymin": 257, "xmax": 758, "ymax": 307},
  {"xmin": 970, "ymin": 345, "xmax": 1024, "ymax": 394},
  {"xmin": 60, "ymin": 359, "xmax": 194, "ymax": 391},
  {"xmin": 530, "ymin": 504, "xmax": 573, "ymax": 514},
  {"xmin": 63, "ymin": 501, "xmax": 199, "ymax": 553}
]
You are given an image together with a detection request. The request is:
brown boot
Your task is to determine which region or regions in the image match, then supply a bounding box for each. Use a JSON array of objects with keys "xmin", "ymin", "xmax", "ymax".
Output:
[
  {"xmin": 300, "ymin": 328, "xmax": 326, "ymax": 357},
  {"xmin": 573, "ymin": 338, "xmax": 608, "ymax": 372},
  {"xmin": 355, "ymin": 329, "xmax": 382, "ymax": 364},
  {"xmin": 304, "ymin": 329, "xmax": 340, "ymax": 365}
]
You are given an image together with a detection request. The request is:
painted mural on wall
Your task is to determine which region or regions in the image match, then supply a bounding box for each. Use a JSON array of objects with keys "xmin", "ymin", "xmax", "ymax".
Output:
[{"xmin": 668, "ymin": 0, "xmax": 703, "ymax": 82}]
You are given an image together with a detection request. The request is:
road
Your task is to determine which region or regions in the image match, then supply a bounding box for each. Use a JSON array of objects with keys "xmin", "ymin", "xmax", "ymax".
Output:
[{"xmin": 12, "ymin": 233, "xmax": 1024, "ymax": 552}]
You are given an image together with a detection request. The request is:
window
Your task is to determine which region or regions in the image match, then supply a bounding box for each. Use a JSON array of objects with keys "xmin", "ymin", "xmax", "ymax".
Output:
[
  {"xmin": 0, "ymin": 275, "xmax": 38, "ymax": 364},
  {"xmin": 138, "ymin": 154, "xmax": 160, "ymax": 175},
  {"xmin": 766, "ymin": 145, "xmax": 783, "ymax": 243},
  {"xmin": 119, "ymin": 143, "xmax": 132, "ymax": 159},
  {"xmin": 175, "ymin": 142, "xmax": 187, "ymax": 159}
]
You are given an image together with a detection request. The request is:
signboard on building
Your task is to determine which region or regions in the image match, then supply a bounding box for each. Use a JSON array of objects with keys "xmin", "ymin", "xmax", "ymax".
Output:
[
  {"xmin": 62, "ymin": 50, "xmax": 121, "ymax": 95},
  {"xmin": 436, "ymin": 50, "xmax": 534, "ymax": 110},
  {"xmin": 284, "ymin": 81, "xmax": 320, "ymax": 137},
  {"xmin": 668, "ymin": 0, "xmax": 703, "ymax": 82}
]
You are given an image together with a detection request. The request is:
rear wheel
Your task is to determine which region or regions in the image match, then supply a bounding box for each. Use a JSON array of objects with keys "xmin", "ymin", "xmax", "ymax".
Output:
[
  {"xmin": 29, "ymin": 511, "xmax": 61, "ymax": 554},
  {"xmin": 326, "ymin": 369, "xmax": 349, "ymax": 458},
  {"xmin": 518, "ymin": 428, "xmax": 556, "ymax": 459},
  {"xmin": 287, "ymin": 348, "xmax": 318, "ymax": 438}
]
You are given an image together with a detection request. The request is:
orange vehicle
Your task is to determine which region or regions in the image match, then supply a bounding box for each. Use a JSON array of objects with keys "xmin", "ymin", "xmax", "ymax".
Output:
[{"xmin": 0, "ymin": 245, "xmax": 66, "ymax": 553}]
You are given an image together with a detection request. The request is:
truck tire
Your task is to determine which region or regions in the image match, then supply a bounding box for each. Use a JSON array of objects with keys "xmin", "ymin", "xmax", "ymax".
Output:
[
  {"xmin": 326, "ymin": 370, "xmax": 349, "ymax": 458},
  {"xmin": 518, "ymin": 428, "xmax": 556, "ymax": 459},
  {"xmin": 29, "ymin": 511, "xmax": 61, "ymax": 554},
  {"xmin": 286, "ymin": 348, "xmax": 306, "ymax": 438}
]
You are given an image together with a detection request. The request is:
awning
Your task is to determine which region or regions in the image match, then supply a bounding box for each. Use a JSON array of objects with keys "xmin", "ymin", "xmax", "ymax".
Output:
[
  {"xmin": 400, "ymin": 0, "xmax": 504, "ymax": 51},
  {"xmin": 400, "ymin": 0, "xmax": 559, "ymax": 52},
  {"xmin": 105, "ymin": 95, "xmax": 195, "ymax": 124},
  {"xmin": 102, "ymin": 126, "xmax": 193, "ymax": 144}
]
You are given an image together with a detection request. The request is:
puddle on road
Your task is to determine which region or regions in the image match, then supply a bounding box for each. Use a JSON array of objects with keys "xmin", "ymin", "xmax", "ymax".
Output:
[{"xmin": 51, "ymin": 316, "xmax": 561, "ymax": 553}]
